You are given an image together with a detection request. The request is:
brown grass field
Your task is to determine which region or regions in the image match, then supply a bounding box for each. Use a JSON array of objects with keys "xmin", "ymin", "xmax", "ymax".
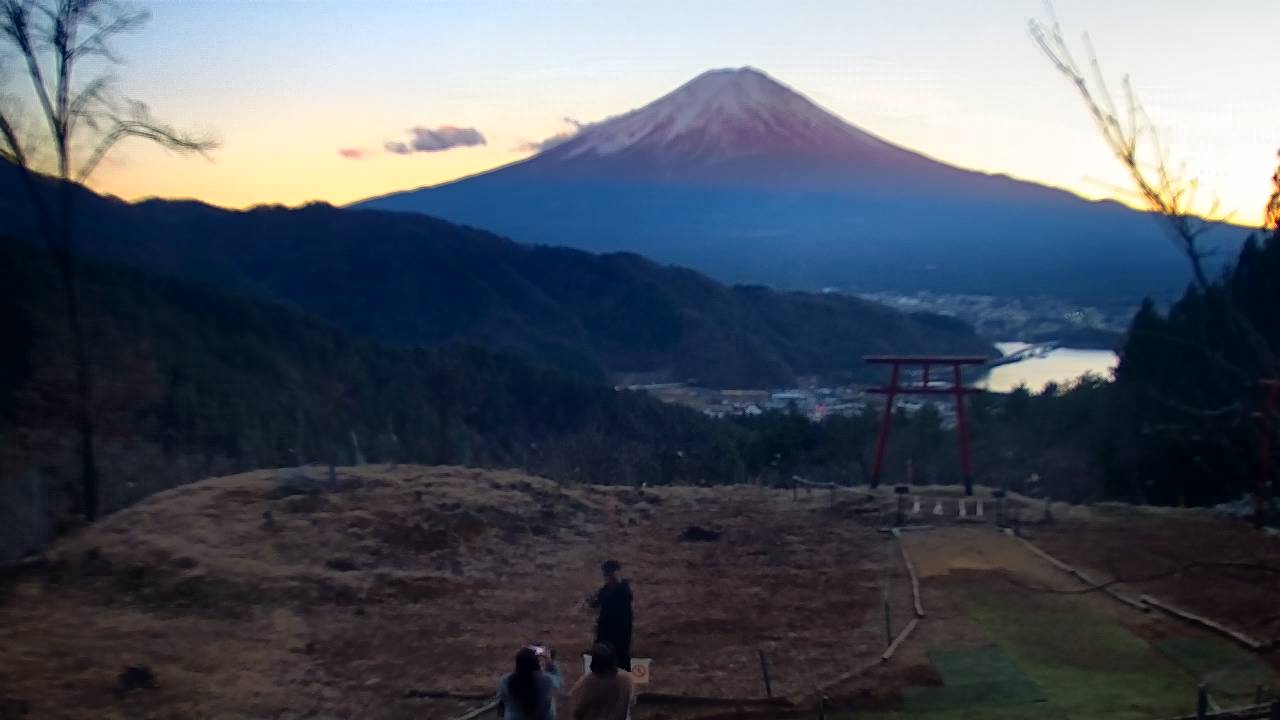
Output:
[{"xmin": 0, "ymin": 467, "xmax": 1277, "ymax": 719}]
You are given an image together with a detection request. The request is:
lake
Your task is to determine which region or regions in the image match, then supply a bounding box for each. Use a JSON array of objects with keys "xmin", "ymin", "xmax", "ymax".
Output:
[{"xmin": 979, "ymin": 342, "xmax": 1119, "ymax": 393}]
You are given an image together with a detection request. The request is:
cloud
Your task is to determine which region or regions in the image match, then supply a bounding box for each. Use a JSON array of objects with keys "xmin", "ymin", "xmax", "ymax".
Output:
[
  {"xmin": 518, "ymin": 117, "xmax": 586, "ymax": 153},
  {"xmin": 519, "ymin": 131, "xmax": 573, "ymax": 153},
  {"xmin": 383, "ymin": 125, "xmax": 486, "ymax": 155},
  {"xmin": 338, "ymin": 148, "xmax": 367, "ymax": 159}
]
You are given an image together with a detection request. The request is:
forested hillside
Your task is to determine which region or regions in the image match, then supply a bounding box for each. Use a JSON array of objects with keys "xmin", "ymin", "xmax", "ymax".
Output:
[
  {"xmin": 1110, "ymin": 224, "xmax": 1280, "ymax": 506},
  {"xmin": 0, "ymin": 161, "xmax": 991, "ymax": 388},
  {"xmin": 0, "ymin": 239, "xmax": 750, "ymax": 543}
]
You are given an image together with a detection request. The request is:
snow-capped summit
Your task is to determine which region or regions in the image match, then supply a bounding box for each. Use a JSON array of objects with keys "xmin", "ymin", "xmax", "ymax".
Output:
[
  {"xmin": 558, "ymin": 67, "xmax": 853, "ymax": 157},
  {"xmin": 525, "ymin": 66, "xmax": 959, "ymax": 187}
]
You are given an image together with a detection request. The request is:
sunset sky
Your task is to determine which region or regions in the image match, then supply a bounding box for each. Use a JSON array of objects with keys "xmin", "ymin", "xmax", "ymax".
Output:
[{"xmin": 24, "ymin": 0, "xmax": 1279, "ymax": 225}]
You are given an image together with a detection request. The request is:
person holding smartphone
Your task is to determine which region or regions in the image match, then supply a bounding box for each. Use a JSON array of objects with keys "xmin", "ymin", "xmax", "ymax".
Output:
[{"xmin": 497, "ymin": 645, "xmax": 563, "ymax": 720}]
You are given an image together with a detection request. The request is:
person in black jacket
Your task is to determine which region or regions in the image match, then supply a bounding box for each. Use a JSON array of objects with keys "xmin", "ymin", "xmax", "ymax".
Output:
[{"xmin": 587, "ymin": 559, "xmax": 633, "ymax": 671}]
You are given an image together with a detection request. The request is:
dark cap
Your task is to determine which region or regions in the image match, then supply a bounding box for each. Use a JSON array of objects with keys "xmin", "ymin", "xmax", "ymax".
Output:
[{"xmin": 601, "ymin": 559, "xmax": 622, "ymax": 575}]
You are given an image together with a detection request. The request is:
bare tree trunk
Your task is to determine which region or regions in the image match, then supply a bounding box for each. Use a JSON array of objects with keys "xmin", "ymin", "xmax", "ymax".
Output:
[
  {"xmin": 65, "ymin": 265, "xmax": 98, "ymax": 521},
  {"xmin": 51, "ymin": 177, "xmax": 98, "ymax": 521}
]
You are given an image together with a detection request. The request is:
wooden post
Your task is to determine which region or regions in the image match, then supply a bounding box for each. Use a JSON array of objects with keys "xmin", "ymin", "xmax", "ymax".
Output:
[
  {"xmin": 884, "ymin": 597, "xmax": 892, "ymax": 648},
  {"xmin": 1196, "ymin": 684, "xmax": 1208, "ymax": 719},
  {"xmin": 895, "ymin": 529, "xmax": 925, "ymax": 618},
  {"xmin": 894, "ymin": 485, "xmax": 909, "ymax": 526},
  {"xmin": 881, "ymin": 617, "xmax": 920, "ymax": 661},
  {"xmin": 758, "ymin": 649, "xmax": 773, "ymax": 699},
  {"xmin": 1141, "ymin": 594, "xmax": 1266, "ymax": 650},
  {"xmin": 884, "ymin": 535, "xmax": 894, "ymax": 645}
]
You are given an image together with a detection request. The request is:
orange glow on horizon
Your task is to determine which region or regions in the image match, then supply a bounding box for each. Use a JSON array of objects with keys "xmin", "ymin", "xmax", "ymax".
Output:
[
  {"xmin": 88, "ymin": 144, "xmax": 1264, "ymax": 229},
  {"xmin": 89, "ymin": 144, "xmax": 535, "ymax": 210}
]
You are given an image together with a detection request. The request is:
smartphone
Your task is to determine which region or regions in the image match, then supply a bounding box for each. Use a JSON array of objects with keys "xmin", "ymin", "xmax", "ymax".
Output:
[{"xmin": 528, "ymin": 645, "xmax": 547, "ymax": 657}]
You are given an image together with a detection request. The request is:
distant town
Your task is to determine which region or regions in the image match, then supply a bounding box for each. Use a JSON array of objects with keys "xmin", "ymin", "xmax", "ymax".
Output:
[
  {"xmin": 855, "ymin": 290, "xmax": 1131, "ymax": 349},
  {"xmin": 624, "ymin": 289, "xmax": 1135, "ymax": 425},
  {"xmin": 621, "ymin": 380, "xmax": 963, "ymax": 428}
]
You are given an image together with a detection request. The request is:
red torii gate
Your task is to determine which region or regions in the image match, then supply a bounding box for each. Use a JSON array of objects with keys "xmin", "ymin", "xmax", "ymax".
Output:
[{"xmin": 865, "ymin": 355, "xmax": 986, "ymax": 496}]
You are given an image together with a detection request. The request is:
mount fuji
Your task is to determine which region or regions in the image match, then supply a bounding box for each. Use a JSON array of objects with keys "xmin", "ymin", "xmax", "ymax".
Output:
[{"xmin": 356, "ymin": 67, "xmax": 1234, "ymax": 303}]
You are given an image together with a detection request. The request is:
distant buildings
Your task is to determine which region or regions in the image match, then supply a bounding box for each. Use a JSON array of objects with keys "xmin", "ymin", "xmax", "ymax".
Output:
[
  {"xmin": 856, "ymin": 290, "xmax": 1131, "ymax": 345},
  {"xmin": 624, "ymin": 381, "xmax": 956, "ymax": 425}
]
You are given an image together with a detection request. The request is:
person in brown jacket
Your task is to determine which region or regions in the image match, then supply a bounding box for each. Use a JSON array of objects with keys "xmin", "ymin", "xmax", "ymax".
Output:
[{"xmin": 570, "ymin": 643, "xmax": 635, "ymax": 720}]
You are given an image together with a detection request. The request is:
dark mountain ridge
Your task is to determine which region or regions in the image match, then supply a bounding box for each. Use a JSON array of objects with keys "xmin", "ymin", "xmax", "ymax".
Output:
[{"xmin": 0, "ymin": 160, "xmax": 991, "ymax": 388}]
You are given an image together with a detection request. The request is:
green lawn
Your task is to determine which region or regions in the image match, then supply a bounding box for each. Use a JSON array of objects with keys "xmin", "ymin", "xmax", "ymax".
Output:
[
  {"xmin": 843, "ymin": 583, "xmax": 1276, "ymax": 720},
  {"xmin": 901, "ymin": 645, "xmax": 1045, "ymax": 713}
]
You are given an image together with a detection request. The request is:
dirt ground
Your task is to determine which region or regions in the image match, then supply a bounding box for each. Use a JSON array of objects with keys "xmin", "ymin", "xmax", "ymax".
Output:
[
  {"xmin": 2, "ymin": 472, "xmax": 1278, "ymax": 720},
  {"xmin": 0, "ymin": 466, "xmax": 898, "ymax": 719}
]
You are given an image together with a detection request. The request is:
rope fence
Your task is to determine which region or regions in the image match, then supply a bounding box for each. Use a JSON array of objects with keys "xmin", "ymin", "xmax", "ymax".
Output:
[{"xmin": 1008, "ymin": 530, "xmax": 1271, "ymax": 652}]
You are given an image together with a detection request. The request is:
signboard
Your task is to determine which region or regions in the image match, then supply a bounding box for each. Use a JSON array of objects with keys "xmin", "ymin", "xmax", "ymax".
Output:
[{"xmin": 582, "ymin": 655, "xmax": 652, "ymax": 685}]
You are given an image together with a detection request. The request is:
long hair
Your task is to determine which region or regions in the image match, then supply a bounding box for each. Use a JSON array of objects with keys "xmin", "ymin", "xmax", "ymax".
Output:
[{"xmin": 508, "ymin": 648, "xmax": 545, "ymax": 719}]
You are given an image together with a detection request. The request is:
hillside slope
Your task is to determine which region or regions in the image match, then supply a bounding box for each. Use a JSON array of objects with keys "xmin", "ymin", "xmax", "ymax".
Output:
[
  {"xmin": 0, "ymin": 466, "xmax": 892, "ymax": 719},
  {"xmin": 0, "ymin": 160, "xmax": 991, "ymax": 388},
  {"xmin": 4, "ymin": 467, "xmax": 1275, "ymax": 719}
]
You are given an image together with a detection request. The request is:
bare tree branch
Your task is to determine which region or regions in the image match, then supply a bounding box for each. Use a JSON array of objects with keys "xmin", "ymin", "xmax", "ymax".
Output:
[
  {"xmin": 65, "ymin": 71, "xmax": 110, "ymax": 136},
  {"xmin": 69, "ymin": 4, "xmax": 146, "ymax": 63},
  {"xmin": 1, "ymin": 0, "xmax": 60, "ymax": 146},
  {"xmin": 0, "ymin": 105, "xmax": 30, "ymax": 167},
  {"xmin": 1029, "ymin": 11, "xmax": 1226, "ymax": 290},
  {"xmin": 76, "ymin": 101, "xmax": 216, "ymax": 183}
]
